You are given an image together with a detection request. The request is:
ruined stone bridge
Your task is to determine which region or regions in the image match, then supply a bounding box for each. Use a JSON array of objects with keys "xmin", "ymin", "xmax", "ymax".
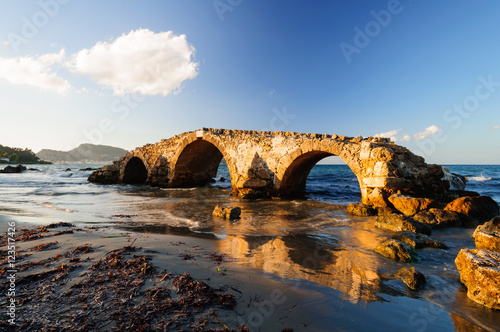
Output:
[{"xmin": 88, "ymin": 128, "xmax": 451, "ymax": 206}]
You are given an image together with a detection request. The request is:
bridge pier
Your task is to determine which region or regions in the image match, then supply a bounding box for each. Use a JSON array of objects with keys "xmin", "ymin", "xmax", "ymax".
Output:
[{"xmin": 89, "ymin": 128, "xmax": 451, "ymax": 206}]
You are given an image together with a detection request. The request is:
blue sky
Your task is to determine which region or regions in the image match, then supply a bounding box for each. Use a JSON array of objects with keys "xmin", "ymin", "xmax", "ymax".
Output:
[{"xmin": 0, "ymin": 0, "xmax": 499, "ymax": 164}]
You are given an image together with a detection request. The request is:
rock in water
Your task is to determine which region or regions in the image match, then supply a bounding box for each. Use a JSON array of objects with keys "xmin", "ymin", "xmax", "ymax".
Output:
[
  {"xmin": 455, "ymin": 249, "xmax": 500, "ymax": 310},
  {"xmin": 445, "ymin": 196, "xmax": 499, "ymax": 225},
  {"xmin": 375, "ymin": 212, "xmax": 432, "ymax": 235},
  {"xmin": 374, "ymin": 239, "xmax": 416, "ymax": 262},
  {"xmin": 475, "ymin": 230, "xmax": 500, "ymax": 253},
  {"xmin": 392, "ymin": 231, "xmax": 447, "ymax": 249},
  {"xmin": 413, "ymin": 208, "xmax": 463, "ymax": 229},
  {"xmin": 395, "ymin": 267, "xmax": 426, "ymax": 290},
  {"xmin": 347, "ymin": 203, "xmax": 377, "ymax": 217},
  {"xmin": 473, "ymin": 217, "xmax": 500, "ymax": 238},
  {"xmin": 212, "ymin": 205, "xmax": 241, "ymax": 219},
  {"xmin": 388, "ymin": 194, "xmax": 434, "ymax": 216},
  {"xmin": 0, "ymin": 164, "xmax": 27, "ymax": 173}
]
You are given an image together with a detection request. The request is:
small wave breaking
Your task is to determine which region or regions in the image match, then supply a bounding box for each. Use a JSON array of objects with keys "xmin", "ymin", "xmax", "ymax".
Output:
[{"xmin": 467, "ymin": 175, "xmax": 493, "ymax": 182}]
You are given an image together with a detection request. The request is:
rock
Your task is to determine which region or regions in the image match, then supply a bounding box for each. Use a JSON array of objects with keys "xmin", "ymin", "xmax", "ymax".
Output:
[
  {"xmin": 388, "ymin": 194, "xmax": 434, "ymax": 216},
  {"xmin": 442, "ymin": 168, "xmax": 467, "ymax": 190},
  {"xmin": 0, "ymin": 164, "xmax": 27, "ymax": 173},
  {"xmin": 367, "ymin": 188, "xmax": 390, "ymax": 208},
  {"xmin": 64, "ymin": 168, "xmax": 72, "ymax": 172},
  {"xmin": 455, "ymin": 249, "xmax": 500, "ymax": 310},
  {"xmin": 219, "ymin": 177, "xmax": 226, "ymax": 182},
  {"xmin": 445, "ymin": 196, "xmax": 499, "ymax": 225},
  {"xmin": 375, "ymin": 212, "xmax": 432, "ymax": 235},
  {"xmin": 473, "ymin": 216, "xmax": 500, "ymax": 238},
  {"xmin": 413, "ymin": 208, "xmax": 463, "ymax": 229},
  {"xmin": 212, "ymin": 205, "xmax": 241, "ymax": 219},
  {"xmin": 392, "ymin": 231, "xmax": 447, "ymax": 249},
  {"xmin": 347, "ymin": 203, "xmax": 377, "ymax": 217},
  {"xmin": 88, "ymin": 165, "xmax": 121, "ymax": 184},
  {"xmin": 394, "ymin": 267, "xmax": 426, "ymax": 290},
  {"xmin": 475, "ymin": 230, "xmax": 500, "ymax": 253},
  {"xmin": 374, "ymin": 239, "xmax": 416, "ymax": 262}
]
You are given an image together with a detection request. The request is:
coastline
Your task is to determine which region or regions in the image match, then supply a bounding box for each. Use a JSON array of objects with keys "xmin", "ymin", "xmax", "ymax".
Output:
[{"xmin": 1, "ymin": 214, "xmax": 496, "ymax": 331}]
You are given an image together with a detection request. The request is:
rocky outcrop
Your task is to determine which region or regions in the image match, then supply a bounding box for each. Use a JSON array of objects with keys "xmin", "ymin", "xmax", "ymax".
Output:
[
  {"xmin": 0, "ymin": 164, "xmax": 27, "ymax": 173},
  {"xmin": 374, "ymin": 239, "xmax": 416, "ymax": 262},
  {"xmin": 212, "ymin": 206, "xmax": 241, "ymax": 219},
  {"xmin": 413, "ymin": 208, "xmax": 463, "ymax": 229},
  {"xmin": 395, "ymin": 267, "xmax": 426, "ymax": 290},
  {"xmin": 375, "ymin": 212, "xmax": 431, "ymax": 235},
  {"xmin": 388, "ymin": 194, "xmax": 434, "ymax": 216},
  {"xmin": 455, "ymin": 249, "xmax": 500, "ymax": 310},
  {"xmin": 347, "ymin": 203, "xmax": 377, "ymax": 217},
  {"xmin": 445, "ymin": 196, "xmax": 499, "ymax": 225},
  {"xmin": 392, "ymin": 231, "xmax": 447, "ymax": 249}
]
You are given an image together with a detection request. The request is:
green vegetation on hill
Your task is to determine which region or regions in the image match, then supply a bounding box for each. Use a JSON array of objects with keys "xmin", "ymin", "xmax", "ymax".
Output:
[{"xmin": 0, "ymin": 145, "xmax": 51, "ymax": 164}]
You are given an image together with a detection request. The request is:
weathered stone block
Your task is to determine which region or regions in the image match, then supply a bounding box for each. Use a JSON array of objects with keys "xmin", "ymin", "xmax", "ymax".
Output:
[
  {"xmin": 388, "ymin": 194, "xmax": 434, "ymax": 216},
  {"xmin": 455, "ymin": 249, "xmax": 500, "ymax": 310}
]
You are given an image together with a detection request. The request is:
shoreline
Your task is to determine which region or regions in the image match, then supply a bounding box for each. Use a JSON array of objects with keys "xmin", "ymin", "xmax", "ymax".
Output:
[{"xmin": 1, "ymin": 214, "xmax": 498, "ymax": 331}]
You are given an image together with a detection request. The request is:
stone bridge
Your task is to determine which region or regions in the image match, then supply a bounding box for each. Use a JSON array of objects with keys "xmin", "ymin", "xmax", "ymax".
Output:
[{"xmin": 88, "ymin": 128, "xmax": 452, "ymax": 207}]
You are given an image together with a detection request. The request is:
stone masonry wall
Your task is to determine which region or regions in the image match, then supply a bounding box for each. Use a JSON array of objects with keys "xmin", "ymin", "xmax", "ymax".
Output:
[{"xmin": 88, "ymin": 128, "xmax": 451, "ymax": 206}]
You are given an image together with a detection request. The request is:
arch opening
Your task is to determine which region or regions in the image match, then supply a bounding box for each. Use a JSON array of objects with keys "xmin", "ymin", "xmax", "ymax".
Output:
[
  {"xmin": 279, "ymin": 152, "xmax": 361, "ymax": 202},
  {"xmin": 123, "ymin": 157, "xmax": 148, "ymax": 184},
  {"xmin": 171, "ymin": 140, "xmax": 225, "ymax": 187}
]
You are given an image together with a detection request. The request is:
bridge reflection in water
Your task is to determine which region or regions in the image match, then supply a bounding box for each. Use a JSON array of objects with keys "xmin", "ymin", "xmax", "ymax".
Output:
[{"xmin": 217, "ymin": 226, "xmax": 385, "ymax": 304}]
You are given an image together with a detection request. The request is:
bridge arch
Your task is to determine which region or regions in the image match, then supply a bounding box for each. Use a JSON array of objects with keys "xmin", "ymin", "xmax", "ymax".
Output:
[
  {"xmin": 277, "ymin": 148, "xmax": 363, "ymax": 198},
  {"xmin": 169, "ymin": 133, "xmax": 237, "ymax": 189},
  {"xmin": 122, "ymin": 156, "xmax": 149, "ymax": 184}
]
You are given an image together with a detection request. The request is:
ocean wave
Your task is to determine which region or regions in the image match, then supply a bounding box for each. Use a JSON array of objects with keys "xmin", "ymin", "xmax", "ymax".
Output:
[
  {"xmin": 35, "ymin": 201, "xmax": 75, "ymax": 213},
  {"xmin": 467, "ymin": 175, "xmax": 493, "ymax": 182}
]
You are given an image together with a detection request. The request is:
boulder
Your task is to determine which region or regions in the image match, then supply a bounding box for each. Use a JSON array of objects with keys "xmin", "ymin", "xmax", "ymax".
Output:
[
  {"xmin": 395, "ymin": 267, "xmax": 426, "ymax": 290},
  {"xmin": 475, "ymin": 230, "xmax": 500, "ymax": 253},
  {"xmin": 388, "ymin": 194, "xmax": 434, "ymax": 216},
  {"xmin": 473, "ymin": 216, "xmax": 500, "ymax": 238},
  {"xmin": 0, "ymin": 164, "xmax": 27, "ymax": 173},
  {"xmin": 455, "ymin": 249, "xmax": 500, "ymax": 310},
  {"xmin": 88, "ymin": 165, "xmax": 121, "ymax": 184},
  {"xmin": 212, "ymin": 205, "xmax": 241, "ymax": 219},
  {"xmin": 413, "ymin": 208, "xmax": 463, "ymax": 229},
  {"xmin": 375, "ymin": 212, "xmax": 432, "ymax": 235},
  {"xmin": 347, "ymin": 203, "xmax": 377, "ymax": 217},
  {"xmin": 445, "ymin": 196, "xmax": 499, "ymax": 225},
  {"xmin": 374, "ymin": 239, "xmax": 416, "ymax": 262},
  {"xmin": 392, "ymin": 231, "xmax": 447, "ymax": 249}
]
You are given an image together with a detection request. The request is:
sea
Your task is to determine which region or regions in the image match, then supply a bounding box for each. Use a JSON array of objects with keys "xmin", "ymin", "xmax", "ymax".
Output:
[{"xmin": 1, "ymin": 163, "xmax": 499, "ymax": 331}]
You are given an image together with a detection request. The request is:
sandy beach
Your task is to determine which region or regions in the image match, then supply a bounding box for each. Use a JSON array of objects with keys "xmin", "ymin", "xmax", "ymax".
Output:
[
  {"xmin": 1, "ymin": 216, "xmax": 338, "ymax": 331},
  {"xmin": 2, "ymin": 211, "xmax": 499, "ymax": 331}
]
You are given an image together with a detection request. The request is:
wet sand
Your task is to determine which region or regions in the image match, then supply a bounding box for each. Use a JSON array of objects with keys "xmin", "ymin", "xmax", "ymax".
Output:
[{"xmin": 0, "ymin": 215, "xmax": 497, "ymax": 331}]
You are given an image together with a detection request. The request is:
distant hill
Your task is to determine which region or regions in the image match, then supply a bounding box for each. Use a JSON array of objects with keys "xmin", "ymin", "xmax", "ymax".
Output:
[
  {"xmin": 0, "ymin": 144, "xmax": 50, "ymax": 164},
  {"xmin": 37, "ymin": 144, "xmax": 128, "ymax": 163}
]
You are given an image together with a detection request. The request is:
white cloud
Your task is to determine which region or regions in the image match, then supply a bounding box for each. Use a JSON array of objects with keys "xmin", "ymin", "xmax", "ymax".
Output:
[
  {"xmin": 374, "ymin": 129, "xmax": 400, "ymax": 142},
  {"xmin": 67, "ymin": 29, "xmax": 198, "ymax": 96},
  {"xmin": 400, "ymin": 134, "xmax": 411, "ymax": 142},
  {"xmin": 269, "ymin": 89, "xmax": 276, "ymax": 97},
  {"xmin": 2, "ymin": 41, "xmax": 10, "ymax": 46},
  {"xmin": 489, "ymin": 125, "xmax": 500, "ymax": 130},
  {"xmin": 0, "ymin": 49, "xmax": 71, "ymax": 94},
  {"xmin": 414, "ymin": 125, "xmax": 440, "ymax": 140}
]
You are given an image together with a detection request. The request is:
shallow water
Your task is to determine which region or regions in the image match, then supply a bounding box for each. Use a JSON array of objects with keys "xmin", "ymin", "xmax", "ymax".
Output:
[{"xmin": 1, "ymin": 163, "xmax": 499, "ymax": 330}]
